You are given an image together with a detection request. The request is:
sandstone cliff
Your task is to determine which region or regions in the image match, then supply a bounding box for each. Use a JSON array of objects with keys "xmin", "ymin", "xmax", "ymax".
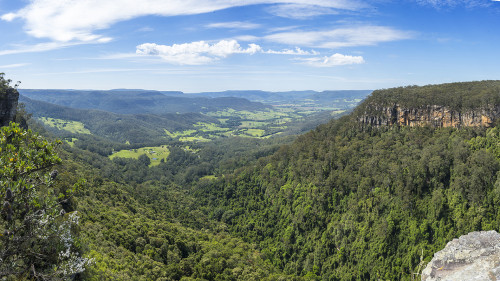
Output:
[
  {"xmin": 421, "ymin": 230, "xmax": 500, "ymax": 281},
  {"xmin": 357, "ymin": 104, "xmax": 499, "ymax": 128},
  {"xmin": 0, "ymin": 86, "xmax": 18, "ymax": 127},
  {"xmin": 355, "ymin": 81, "xmax": 500, "ymax": 128}
]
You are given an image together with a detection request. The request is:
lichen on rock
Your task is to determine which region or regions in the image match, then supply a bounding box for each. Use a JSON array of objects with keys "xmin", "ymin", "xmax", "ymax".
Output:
[{"xmin": 421, "ymin": 230, "xmax": 500, "ymax": 281}]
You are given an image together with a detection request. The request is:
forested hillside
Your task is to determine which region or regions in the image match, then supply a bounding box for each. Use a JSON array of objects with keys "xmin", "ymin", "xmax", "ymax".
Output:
[
  {"xmin": 20, "ymin": 95, "xmax": 220, "ymax": 143},
  {"xmin": 5, "ymin": 79, "xmax": 500, "ymax": 280},
  {"xmin": 194, "ymin": 81, "xmax": 500, "ymax": 280}
]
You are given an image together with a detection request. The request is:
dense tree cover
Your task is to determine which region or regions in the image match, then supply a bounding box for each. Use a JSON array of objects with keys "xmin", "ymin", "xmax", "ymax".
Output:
[
  {"xmin": 2, "ymin": 78, "xmax": 298, "ymax": 279},
  {"xmin": 0, "ymin": 123, "xmax": 89, "ymax": 280},
  {"xmin": 13, "ymin": 79, "xmax": 500, "ymax": 280},
  {"xmin": 48, "ymin": 132, "xmax": 306, "ymax": 280},
  {"xmin": 356, "ymin": 80, "xmax": 500, "ymax": 115},
  {"xmin": 194, "ymin": 114, "xmax": 500, "ymax": 280}
]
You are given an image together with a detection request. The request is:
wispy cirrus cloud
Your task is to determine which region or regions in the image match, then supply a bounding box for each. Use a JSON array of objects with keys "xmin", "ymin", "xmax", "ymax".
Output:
[
  {"xmin": 267, "ymin": 4, "xmax": 340, "ymax": 19},
  {"xmin": 297, "ymin": 53, "xmax": 365, "ymax": 67},
  {"xmin": 0, "ymin": 63, "xmax": 30, "ymax": 68},
  {"xmin": 1, "ymin": 0, "xmax": 364, "ymax": 43},
  {"xmin": 0, "ymin": 41, "xmax": 87, "ymax": 56},
  {"xmin": 264, "ymin": 25, "xmax": 413, "ymax": 48},
  {"xmin": 206, "ymin": 21, "xmax": 262, "ymax": 30},
  {"xmin": 416, "ymin": 0, "xmax": 492, "ymax": 8}
]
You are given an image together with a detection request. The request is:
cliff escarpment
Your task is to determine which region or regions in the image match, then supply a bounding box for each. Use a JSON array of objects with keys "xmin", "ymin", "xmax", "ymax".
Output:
[
  {"xmin": 357, "ymin": 104, "xmax": 498, "ymax": 128},
  {"xmin": 0, "ymin": 75, "xmax": 19, "ymax": 127},
  {"xmin": 355, "ymin": 80, "xmax": 500, "ymax": 128}
]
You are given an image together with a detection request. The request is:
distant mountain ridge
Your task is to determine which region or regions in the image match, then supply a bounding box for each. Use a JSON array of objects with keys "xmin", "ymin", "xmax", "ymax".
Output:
[
  {"xmin": 19, "ymin": 89, "xmax": 270, "ymax": 114},
  {"xmin": 190, "ymin": 89, "xmax": 371, "ymax": 104},
  {"xmin": 19, "ymin": 89, "xmax": 371, "ymax": 115}
]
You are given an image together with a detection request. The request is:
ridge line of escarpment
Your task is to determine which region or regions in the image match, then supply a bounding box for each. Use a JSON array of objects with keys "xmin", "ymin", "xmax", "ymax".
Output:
[{"xmin": 354, "ymin": 80, "xmax": 500, "ymax": 128}]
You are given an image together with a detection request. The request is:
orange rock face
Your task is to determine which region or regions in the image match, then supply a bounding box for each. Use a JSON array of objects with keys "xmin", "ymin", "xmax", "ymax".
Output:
[{"xmin": 358, "ymin": 104, "xmax": 498, "ymax": 128}]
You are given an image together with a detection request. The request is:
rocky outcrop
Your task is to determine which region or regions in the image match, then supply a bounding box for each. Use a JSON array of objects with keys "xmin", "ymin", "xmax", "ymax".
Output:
[
  {"xmin": 358, "ymin": 104, "xmax": 499, "ymax": 128},
  {"xmin": 421, "ymin": 230, "xmax": 500, "ymax": 281},
  {"xmin": 0, "ymin": 87, "xmax": 19, "ymax": 127}
]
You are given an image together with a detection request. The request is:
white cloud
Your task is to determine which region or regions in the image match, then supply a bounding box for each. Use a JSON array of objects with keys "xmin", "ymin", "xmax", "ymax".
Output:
[
  {"xmin": 1, "ymin": 0, "xmax": 364, "ymax": 43},
  {"xmin": 136, "ymin": 40, "xmax": 321, "ymax": 65},
  {"xmin": 206, "ymin": 21, "xmax": 261, "ymax": 29},
  {"xmin": 264, "ymin": 47, "xmax": 319, "ymax": 55},
  {"xmin": 297, "ymin": 53, "xmax": 365, "ymax": 67},
  {"xmin": 264, "ymin": 25, "xmax": 413, "ymax": 48},
  {"xmin": 1, "ymin": 12, "xmax": 16, "ymax": 21},
  {"xmin": 136, "ymin": 40, "xmax": 262, "ymax": 65},
  {"xmin": 267, "ymin": 4, "xmax": 339, "ymax": 19}
]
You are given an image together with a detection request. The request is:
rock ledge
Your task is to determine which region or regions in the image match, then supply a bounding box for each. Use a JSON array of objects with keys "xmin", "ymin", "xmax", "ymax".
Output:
[{"xmin": 422, "ymin": 230, "xmax": 500, "ymax": 281}]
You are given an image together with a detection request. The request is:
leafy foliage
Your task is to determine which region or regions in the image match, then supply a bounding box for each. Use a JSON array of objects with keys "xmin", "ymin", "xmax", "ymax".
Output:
[{"xmin": 0, "ymin": 123, "xmax": 89, "ymax": 280}]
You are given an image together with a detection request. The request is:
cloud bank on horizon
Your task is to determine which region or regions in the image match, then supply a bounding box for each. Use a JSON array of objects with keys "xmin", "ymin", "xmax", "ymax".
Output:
[{"xmin": 0, "ymin": 0, "xmax": 498, "ymax": 91}]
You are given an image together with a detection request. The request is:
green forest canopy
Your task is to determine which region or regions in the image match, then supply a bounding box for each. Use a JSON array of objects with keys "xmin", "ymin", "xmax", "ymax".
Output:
[{"xmin": 5, "ymin": 78, "xmax": 500, "ymax": 280}]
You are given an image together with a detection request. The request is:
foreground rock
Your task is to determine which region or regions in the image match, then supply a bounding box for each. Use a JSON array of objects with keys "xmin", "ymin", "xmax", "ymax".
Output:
[{"xmin": 422, "ymin": 230, "xmax": 500, "ymax": 281}]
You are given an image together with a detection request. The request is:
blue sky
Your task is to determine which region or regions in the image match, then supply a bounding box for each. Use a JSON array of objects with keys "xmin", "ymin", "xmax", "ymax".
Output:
[{"xmin": 0, "ymin": 0, "xmax": 499, "ymax": 92}]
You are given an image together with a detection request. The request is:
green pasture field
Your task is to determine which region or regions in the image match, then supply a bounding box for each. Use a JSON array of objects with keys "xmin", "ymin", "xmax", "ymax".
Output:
[
  {"xmin": 63, "ymin": 137, "xmax": 79, "ymax": 147},
  {"xmin": 194, "ymin": 122, "xmax": 229, "ymax": 132},
  {"xmin": 200, "ymin": 175, "xmax": 217, "ymax": 180},
  {"xmin": 38, "ymin": 117, "xmax": 91, "ymax": 134},
  {"xmin": 179, "ymin": 136, "xmax": 211, "ymax": 142},
  {"xmin": 109, "ymin": 146, "xmax": 170, "ymax": 167},
  {"xmin": 242, "ymin": 129, "xmax": 266, "ymax": 137},
  {"xmin": 163, "ymin": 107, "xmax": 335, "ymax": 142}
]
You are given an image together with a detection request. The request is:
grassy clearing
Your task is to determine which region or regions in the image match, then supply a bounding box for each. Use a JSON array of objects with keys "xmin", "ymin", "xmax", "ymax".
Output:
[
  {"xmin": 242, "ymin": 129, "xmax": 266, "ymax": 137},
  {"xmin": 239, "ymin": 121, "xmax": 269, "ymax": 128},
  {"xmin": 200, "ymin": 175, "xmax": 217, "ymax": 180},
  {"xmin": 179, "ymin": 136, "xmax": 211, "ymax": 142},
  {"xmin": 64, "ymin": 137, "xmax": 79, "ymax": 147},
  {"xmin": 183, "ymin": 146, "xmax": 199, "ymax": 153},
  {"xmin": 110, "ymin": 146, "xmax": 170, "ymax": 167},
  {"xmin": 194, "ymin": 122, "xmax": 229, "ymax": 132},
  {"xmin": 331, "ymin": 110, "xmax": 346, "ymax": 116},
  {"xmin": 207, "ymin": 108, "xmax": 292, "ymax": 121},
  {"xmin": 38, "ymin": 117, "xmax": 91, "ymax": 134}
]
